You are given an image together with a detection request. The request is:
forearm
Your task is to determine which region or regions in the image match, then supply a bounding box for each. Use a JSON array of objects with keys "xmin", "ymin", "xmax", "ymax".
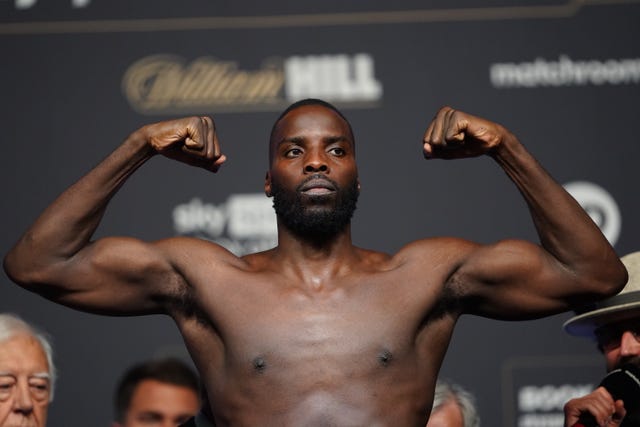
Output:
[
  {"xmin": 4, "ymin": 129, "xmax": 154, "ymax": 284},
  {"xmin": 491, "ymin": 133, "xmax": 626, "ymax": 296}
]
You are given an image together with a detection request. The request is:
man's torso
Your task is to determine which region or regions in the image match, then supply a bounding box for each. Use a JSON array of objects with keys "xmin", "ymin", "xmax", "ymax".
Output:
[{"xmin": 167, "ymin": 238, "xmax": 466, "ymax": 426}]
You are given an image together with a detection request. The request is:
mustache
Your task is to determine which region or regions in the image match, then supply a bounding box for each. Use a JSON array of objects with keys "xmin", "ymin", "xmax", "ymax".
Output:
[{"xmin": 296, "ymin": 174, "xmax": 339, "ymax": 192}]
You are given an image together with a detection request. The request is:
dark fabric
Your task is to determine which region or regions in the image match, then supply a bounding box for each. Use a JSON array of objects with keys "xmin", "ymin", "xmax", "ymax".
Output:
[
  {"xmin": 178, "ymin": 418, "xmax": 197, "ymax": 427},
  {"xmin": 179, "ymin": 412, "xmax": 215, "ymax": 427}
]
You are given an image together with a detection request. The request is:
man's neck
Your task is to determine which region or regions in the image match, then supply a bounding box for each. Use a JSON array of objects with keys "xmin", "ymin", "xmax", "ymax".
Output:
[
  {"xmin": 277, "ymin": 218, "xmax": 353, "ymax": 249},
  {"xmin": 272, "ymin": 224, "xmax": 361, "ymax": 286}
]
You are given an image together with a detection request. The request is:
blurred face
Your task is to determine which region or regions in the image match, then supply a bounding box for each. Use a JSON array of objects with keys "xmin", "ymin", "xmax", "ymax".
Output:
[
  {"xmin": 116, "ymin": 379, "xmax": 199, "ymax": 427},
  {"xmin": 0, "ymin": 334, "xmax": 51, "ymax": 427},
  {"xmin": 266, "ymin": 104, "xmax": 359, "ymax": 236},
  {"xmin": 426, "ymin": 399, "xmax": 464, "ymax": 427},
  {"xmin": 595, "ymin": 318, "xmax": 640, "ymax": 372}
]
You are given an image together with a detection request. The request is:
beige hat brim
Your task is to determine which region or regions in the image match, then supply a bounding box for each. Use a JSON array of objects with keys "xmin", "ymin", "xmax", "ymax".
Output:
[
  {"xmin": 563, "ymin": 300, "xmax": 640, "ymax": 337},
  {"xmin": 564, "ymin": 251, "xmax": 640, "ymax": 338}
]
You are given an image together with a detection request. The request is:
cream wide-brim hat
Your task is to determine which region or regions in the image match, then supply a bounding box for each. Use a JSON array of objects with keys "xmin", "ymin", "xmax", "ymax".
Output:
[{"xmin": 563, "ymin": 251, "xmax": 640, "ymax": 338}]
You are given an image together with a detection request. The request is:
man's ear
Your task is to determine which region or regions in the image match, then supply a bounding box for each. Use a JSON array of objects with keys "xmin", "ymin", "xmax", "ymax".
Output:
[{"xmin": 264, "ymin": 171, "xmax": 272, "ymax": 197}]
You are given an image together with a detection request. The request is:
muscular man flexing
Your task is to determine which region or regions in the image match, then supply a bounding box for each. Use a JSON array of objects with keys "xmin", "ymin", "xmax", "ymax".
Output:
[{"xmin": 4, "ymin": 99, "xmax": 627, "ymax": 426}]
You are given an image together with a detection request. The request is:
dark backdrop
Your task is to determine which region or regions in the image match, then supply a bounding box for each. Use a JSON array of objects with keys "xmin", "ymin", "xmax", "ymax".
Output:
[{"xmin": 2, "ymin": 1, "xmax": 639, "ymax": 425}]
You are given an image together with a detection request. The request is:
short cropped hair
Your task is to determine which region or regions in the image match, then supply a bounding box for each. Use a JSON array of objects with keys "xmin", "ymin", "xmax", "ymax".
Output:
[
  {"xmin": 0, "ymin": 313, "xmax": 56, "ymax": 401},
  {"xmin": 269, "ymin": 98, "xmax": 355, "ymax": 162},
  {"xmin": 113, "ymin": 357, "xmax": 200, "ymax": 422},
  {"xmin": 432, "ymin": 379, "xmax": 480, "ymax": 427}
]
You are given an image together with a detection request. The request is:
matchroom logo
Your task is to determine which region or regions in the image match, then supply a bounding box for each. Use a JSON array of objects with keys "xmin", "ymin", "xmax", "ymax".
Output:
[
  {"xmin": 490, "ymin": 55, "xmax": 640, "ymax": 88},
  {"xmin": 122, "ymin": 53, "xmax": 383, "ymax": 114}
]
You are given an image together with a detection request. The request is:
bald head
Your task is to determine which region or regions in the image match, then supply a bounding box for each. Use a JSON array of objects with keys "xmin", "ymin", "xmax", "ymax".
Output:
[{"xmin": 269, "ymin": 99, "xmax": 355, "ymax": 163}]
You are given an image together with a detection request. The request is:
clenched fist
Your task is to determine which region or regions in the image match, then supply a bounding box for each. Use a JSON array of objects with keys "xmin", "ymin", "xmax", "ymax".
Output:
[
  {"xmin": 422, "ymin": 106, "xmax": 512, "ymax": 159},
  {"xmin": 141, "ymin": 116, "xmax": 226, "ymax": 172}
]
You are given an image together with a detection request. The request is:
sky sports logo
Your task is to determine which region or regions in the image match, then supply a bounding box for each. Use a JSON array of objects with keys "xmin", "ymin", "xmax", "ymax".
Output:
[
  {"xmin": 172, "ymin": 195, "xmax": 277, "ymax": 256},
  {"xmin": 490, "ymin": 55, "xmax": 640, "ymax": 88}
]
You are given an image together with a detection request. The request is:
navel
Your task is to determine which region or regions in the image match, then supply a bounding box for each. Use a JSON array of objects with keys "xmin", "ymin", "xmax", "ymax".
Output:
[{"xmin": 377, "ymin": 349, "xmax": 393, "ymax": 367}]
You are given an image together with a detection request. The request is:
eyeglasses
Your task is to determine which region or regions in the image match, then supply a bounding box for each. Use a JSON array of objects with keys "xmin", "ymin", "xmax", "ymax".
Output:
[{"xmin": 595, "ymin": 322, "xmax": 640, "ymax": 352}]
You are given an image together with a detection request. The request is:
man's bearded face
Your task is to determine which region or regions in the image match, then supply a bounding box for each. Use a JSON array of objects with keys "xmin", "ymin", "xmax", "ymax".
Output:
[{"xmin": 271, "ymin": 173, "xmax": 359, "ymax": 237}]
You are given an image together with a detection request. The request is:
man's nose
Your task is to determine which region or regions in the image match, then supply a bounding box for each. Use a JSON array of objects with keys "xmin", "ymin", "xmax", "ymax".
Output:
[
  {"xmin": 619, "ymin": 330, "xmax": 640, "ymax": 356},
  {"xmin": 12, "ymin": 382, "xmax": 34, "ymax": 414},
  {"xmin": 304, "ymin": 150, "xmax": 329, "ymax": 173}
]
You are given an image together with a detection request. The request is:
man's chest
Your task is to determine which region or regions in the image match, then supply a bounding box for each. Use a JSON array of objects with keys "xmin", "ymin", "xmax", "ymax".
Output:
[{"xmin": 198, "ymin": 273, "xmax": 445, "ymax": 366}]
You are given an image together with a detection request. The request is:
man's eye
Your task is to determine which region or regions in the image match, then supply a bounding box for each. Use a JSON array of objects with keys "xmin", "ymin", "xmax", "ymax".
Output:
[
  {"xmin": 0, "ymin": 383, "xmax": 15, "ymax": 401},
  {"xmin": 329, "ymin": 147, "xmax": 345, "ymax": 156},
  {"xmin": 29, "ymin": 383, "xmax": 50, "ymax": 401},
  {"xmin": 138, "ymin": 413, "xmax": 163, "ymax": 423},
  {"xmin": 0, "ymin": 380, "xmax": 15, "ymax": 389},
  {"xmin": 285, "ymin": 148, "xmax": 302, "ymax": 157}
]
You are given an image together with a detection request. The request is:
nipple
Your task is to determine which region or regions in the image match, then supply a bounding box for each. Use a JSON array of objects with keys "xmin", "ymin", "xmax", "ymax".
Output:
[
  {"xmin": 253, "ymin": 356, "xmax": 267, "ymax": 373},
  {"xmin": 377, "ymin": 349, "xmax": 393, "ymax": 367}
]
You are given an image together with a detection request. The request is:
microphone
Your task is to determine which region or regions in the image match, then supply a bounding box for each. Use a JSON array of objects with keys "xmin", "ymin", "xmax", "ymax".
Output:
[{"xmin": 573, "ymin": 364, "xmax": 640, "ymax": 427}]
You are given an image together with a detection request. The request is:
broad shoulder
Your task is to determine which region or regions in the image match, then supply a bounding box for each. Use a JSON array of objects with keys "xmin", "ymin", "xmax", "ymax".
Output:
[
  {"xmin": 340, "ymin": 237, "xmax": 482, "ymax": 274},
  {"xmin": 240, "ymin": 248, "xmax": 279, "ymax": 271},
  {"xmin": 153, "ymin": 235, "xmax": 249, "ymax": 270},
  {"xmin": 390, "ymin": 236, "xmax": 480, "ymax": 271}
]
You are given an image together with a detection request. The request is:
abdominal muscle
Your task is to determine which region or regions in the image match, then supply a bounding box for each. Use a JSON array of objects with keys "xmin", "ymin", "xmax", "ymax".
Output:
[{"xmin": 203, "ymin": 354, "xmax": 432, "ymax": 427}]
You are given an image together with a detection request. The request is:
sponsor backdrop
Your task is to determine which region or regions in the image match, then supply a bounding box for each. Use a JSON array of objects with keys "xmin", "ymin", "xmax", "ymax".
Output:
[{"xmin": 1, "ymin": 0, "xmax": 639, "ymax": 425}]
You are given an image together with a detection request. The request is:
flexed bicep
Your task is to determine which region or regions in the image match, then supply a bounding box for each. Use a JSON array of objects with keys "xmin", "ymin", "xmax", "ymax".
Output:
[
  {"xmin": 422, "ymin": 105, "xmax": 625, "ymax": 319},
  {"xmin": 3, "ymin": 116, "xmax": 229, "ymax": 316},
  {"xmin": 453, "ymin": 240, "xmax": 592, "ymax": 320},
  {"xmin": 15, "ymin": 236, "xmax": 184, "ymax": 316}
]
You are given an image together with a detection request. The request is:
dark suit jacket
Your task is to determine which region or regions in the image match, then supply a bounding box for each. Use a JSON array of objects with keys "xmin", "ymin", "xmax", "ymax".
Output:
[{"xmin": 179, "ymin": 412, "xmax": 215, "ymax": 427}]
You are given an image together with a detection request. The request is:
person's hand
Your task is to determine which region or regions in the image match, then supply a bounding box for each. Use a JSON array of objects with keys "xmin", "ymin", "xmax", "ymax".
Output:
[
  {"xmin": 140, "ymin": 116, "xmax": 226, "ymax": 172},
  {"xmin": 564, "ymin": 387, "xmax": 626, "ymax": 427},
  {"xmin": 422, "ymin": 106, "xmax": 511, "ymax": 159}
]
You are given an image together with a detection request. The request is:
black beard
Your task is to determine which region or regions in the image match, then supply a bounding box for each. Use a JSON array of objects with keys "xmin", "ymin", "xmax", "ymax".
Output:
[{"xmin": 271, "ymin": 174, "xmax": 359, "ymax": 239}]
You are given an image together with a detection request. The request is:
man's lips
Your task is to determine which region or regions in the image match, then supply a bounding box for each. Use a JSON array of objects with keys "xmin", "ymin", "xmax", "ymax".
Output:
[{"xmin": 298, "ymin": 177, "xmax": 337, "ymax": 195}]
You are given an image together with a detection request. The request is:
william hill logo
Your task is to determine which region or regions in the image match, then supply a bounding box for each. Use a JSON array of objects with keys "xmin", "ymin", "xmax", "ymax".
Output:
[{"xmin": 123, "ymin": 53, "xmax": 383, "ymax": 114}]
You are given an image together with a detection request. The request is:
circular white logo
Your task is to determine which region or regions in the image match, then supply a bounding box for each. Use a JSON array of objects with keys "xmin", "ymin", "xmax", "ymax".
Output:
[{"xmin": 563, "ymin": 181, "xmax": 621, "ymax": 247}]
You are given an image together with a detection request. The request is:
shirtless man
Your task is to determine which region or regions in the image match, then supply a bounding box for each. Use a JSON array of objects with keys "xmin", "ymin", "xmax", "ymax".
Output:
[{"xmin": 3, "ymin": 99, "xmax": 627, "ymax": 426}]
